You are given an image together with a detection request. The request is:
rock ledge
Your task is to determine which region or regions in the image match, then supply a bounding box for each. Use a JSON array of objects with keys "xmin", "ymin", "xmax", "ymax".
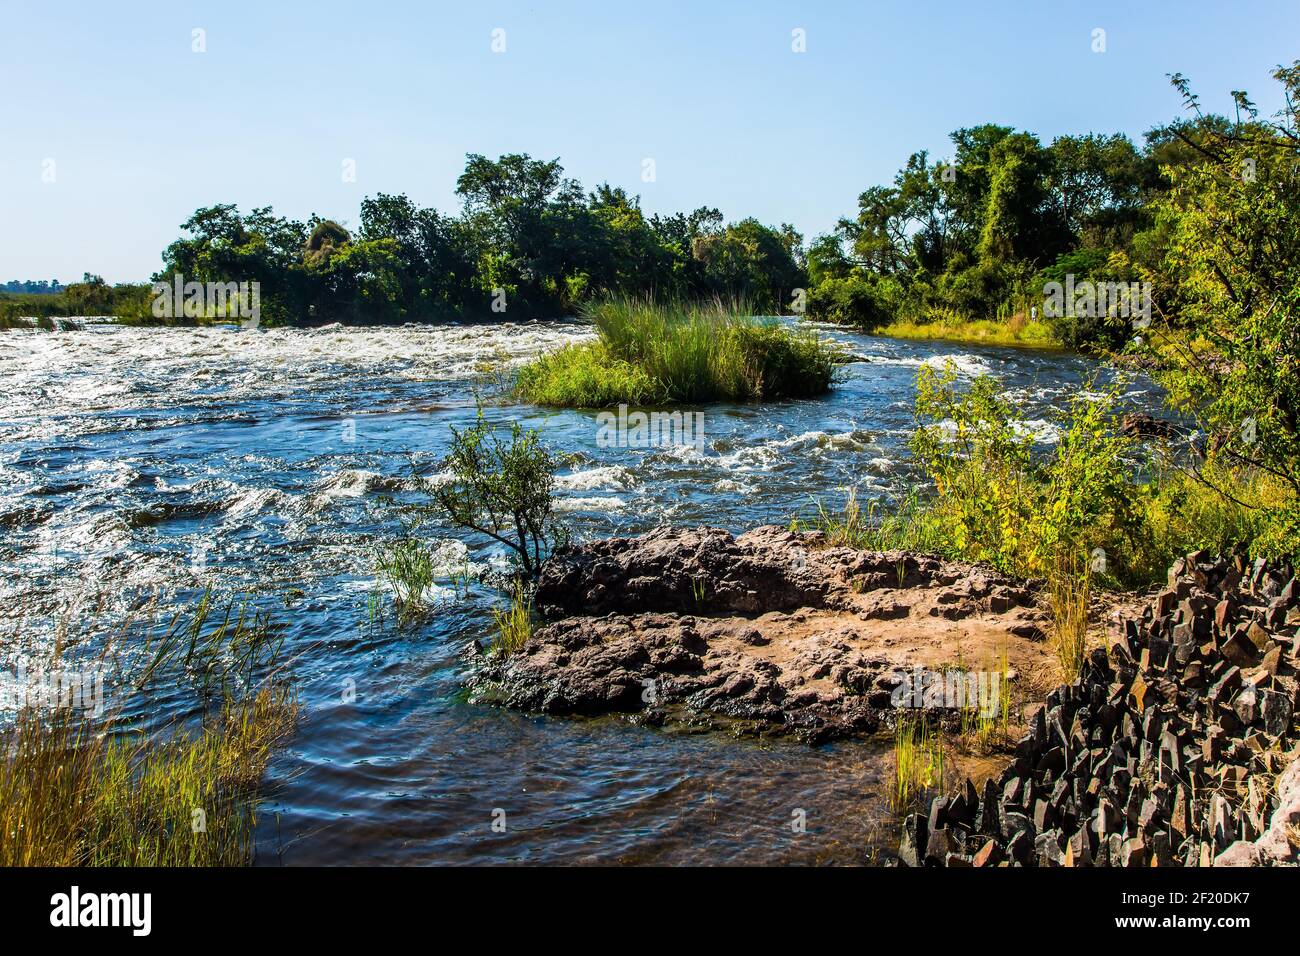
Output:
[{"xmin": 468, "ymin": 526, "xmax": 1051, "ymax": 742}]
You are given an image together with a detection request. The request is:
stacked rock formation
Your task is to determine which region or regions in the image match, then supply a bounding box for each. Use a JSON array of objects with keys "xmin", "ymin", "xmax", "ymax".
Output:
[{"xmin": 900, "ymin": 552, "xmax": 1299, "ymax": 867}]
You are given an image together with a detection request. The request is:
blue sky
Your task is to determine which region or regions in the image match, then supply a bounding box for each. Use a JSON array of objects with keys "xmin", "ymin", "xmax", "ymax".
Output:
[{"xmin": 3, "ymin": 0, "xmax": 1297, "ymax": 283}]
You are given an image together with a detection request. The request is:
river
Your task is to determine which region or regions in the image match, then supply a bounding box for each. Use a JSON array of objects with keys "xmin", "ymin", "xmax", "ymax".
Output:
[{"xmin": 0, "ymin": 320, "xmax": 1163, "ymax": 864}]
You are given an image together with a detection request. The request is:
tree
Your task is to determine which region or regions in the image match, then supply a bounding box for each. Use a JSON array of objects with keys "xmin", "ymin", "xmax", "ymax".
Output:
[
  {"xmin": 158, "ymin": 204, "xmax": 310, "ymax": 324},
  {"xmin": 976, "ymin": 132, "xmax": 1053, "ymax": 266},
  {"xmin": 1047, "ymin": 133, "xmax": 1145, "ymax": 247},
  {"xmin": 691, "ymin": 218, "xmax": 805, "ymax": 311},
  {"xmin": 1146, "ymin": 64, "xmax": 1300, "ymax": 514},
  {"xmin": 359, "ymin": 192, "xmax": 479, "ymax": 318},
  {"xmin": 455, "ymin": 153, "xmax": 588, "ymax": 313},
  {"xmin": 416, "ymin": 411, "xmax": 563, "ymax": 577}
]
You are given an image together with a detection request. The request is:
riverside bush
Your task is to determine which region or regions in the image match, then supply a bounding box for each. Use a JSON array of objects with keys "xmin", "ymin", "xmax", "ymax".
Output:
[
  {"xmin": 408, "ymin": 409, "xmax": 565, "ymax": 578},
  {"xmin": 807, "ymin": 361, "xmax": 1297, "ymax": 590},
  {"xmin": 907, "ymin": 362, "xmax": 1143, "ymax": 581}
]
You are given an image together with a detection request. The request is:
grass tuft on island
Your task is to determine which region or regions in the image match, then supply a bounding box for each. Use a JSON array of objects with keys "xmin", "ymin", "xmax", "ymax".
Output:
[{"xmin": 516, "ymin": 297, "xmax": 841, "ymax": 407}]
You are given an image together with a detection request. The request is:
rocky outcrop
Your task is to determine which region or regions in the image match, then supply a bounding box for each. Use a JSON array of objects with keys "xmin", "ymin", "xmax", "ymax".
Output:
[
  {"xmin": 900, "ymin": 551, "xmax": 1299, "ymax": 867},
  {"xmin": 533, "ymin": 526, "xmax": 847, "ymax": 617},
  {"xmin": 1119, "ymin": 412, "xmax": 1187, "ymax": 442},
  {"xmin": 469, "ymin": 526, "xmax": 1050, "ymax": 743}
]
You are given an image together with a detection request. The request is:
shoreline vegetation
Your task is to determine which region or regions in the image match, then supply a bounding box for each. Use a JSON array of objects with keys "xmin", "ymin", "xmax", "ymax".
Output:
[
  {"xmin": 1, "ymin": 66, "xmax": 1285, "ymax": 349},
  {"xmin": 515, "ymin": 297, "xmax": 840, "ymax": 407},
  {"xmin": 796, "ymin": 361, "xmax": 1296, "ymax": 592},
  {"xmin": 0, "ymin": 597, "xmax": 298, "ymax": 867},
  {"xmin": 873, "ymin": 312, "xmax": 1061, "ymax": 350},
  {"xmin": 4, "ymin": 62, "xmax": 1296, "ymax": 373}
]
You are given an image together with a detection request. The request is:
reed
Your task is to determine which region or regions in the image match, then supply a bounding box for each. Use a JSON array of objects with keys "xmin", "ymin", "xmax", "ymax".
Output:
[
  {"xmin": 794, "ymin": 488, "xmax": 951, "ymax": 556},
  {"xmin": 892, "ymin": 713, "xmax": 945, "ymax": 811},
  {"xmin": 0, "ymin": 685, "xmax": 297, "ymax": 867},
  {"xmin": 491, "ymin": 581, "xmax": 534, "ymax": 655},
  {"xmin": 958, "ymin": 647, "xmax": 1014, "ymax": 754},
  {"xmin": 373, "ymin": 538, "xmax": 439, "ymax": 619},
  {"xmin": 137, "ymin": 586, "xmax": 285, "ymax": 697},
  {"xmin": 1, "ymin": 591, "xmax": 298, "ymax": 866},
  {"xmin": 1049, "ymin": 553, "xmax": 1092, "ymax": 682}
]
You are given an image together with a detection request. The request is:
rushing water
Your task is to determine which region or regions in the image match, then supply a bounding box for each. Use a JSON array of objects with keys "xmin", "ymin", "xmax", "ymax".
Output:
[{"xmin": 0, "ymin": 320, "xmax": 1165, "ymax": 864}]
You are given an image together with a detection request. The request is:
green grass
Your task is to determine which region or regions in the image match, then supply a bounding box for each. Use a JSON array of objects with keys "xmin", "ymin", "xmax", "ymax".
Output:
[
  {"xmin": 137, "ymin": 587, "xmax": 285, "ymax": 698},
  {"xmin": 803, "ymin": 461, "xmax": 1294, "ymax": 594},
  {"xmin": 1138, "ymin": 458, "xmax": 1298, "ymax": 571},
  {"xmin": 516, "ymin": 341, "xmax": 662, "ymax": 407},
  {"xmin": 0, "ymin": 686, "xmax": 297, "ymax": 866},
  {"xmin": 953, "ymin": 646, "xmax": 1014, "ymax": 754},
  {"xmin": 878, "ymin": 309, "xmax": 1060, "ymax": 350},
  {"xmin": 892, "ymin": 714, "xmax": 945, "ymax": 811},
  {"xmin": 1, "ymin": 592, "xmax": 299, "ymax": 866},
  {"xmin": 794, "ymin": 488, "xmax": 952, "ymax": 556},
  {"xmin": 492, "ymin": 581, "xmax": 534, "ymax": 655},
  {"xmin": 374, "ymin": 537, "xmax": 439, "ymax": 619},
  {"xmin": 516, "ymin": 297, "xmax": 841, "ymax": 407},
  {"xmin": 1048, "ymin": 555, "xmax": 1092, "ymax": 682}
]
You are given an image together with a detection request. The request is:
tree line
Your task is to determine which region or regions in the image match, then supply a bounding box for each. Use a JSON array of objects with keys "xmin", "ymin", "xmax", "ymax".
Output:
[
  {"xmin": 145, "ymin": 154, "xmax": 804, "ymax": 326},
  {"xmin": 9, "ymin": 62, "xmax": 1296, "ymax": 364}
]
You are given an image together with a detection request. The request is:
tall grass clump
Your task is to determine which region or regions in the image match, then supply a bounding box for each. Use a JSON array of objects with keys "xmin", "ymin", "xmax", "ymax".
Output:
[
  {"xmin": 1049, "ymin": 554, "xmax": 1092, "ymax": 682},
  {"xmin": 794, "ymin": 488, "xmax": 952, "ymax": 556},
  {"xmin": 491, "ymin": 581, "xmax": 534, "ymax": 655},
  {"xmin": 0, "ymin": 687, "xmax": 297, "ymax": 866},
  {"xmin": 958, "ymin": 648, "xmax": 1014, "ymax": 754},
  {"xmin": 516, "ymin": 296, "xmax": 840, "ymax": 407},
  {"xmin": 516, "ymin": 341, "xmax": 661, "ymax": 407},
  {"xmin": 136, "ymin": 587, "xmax": 285, "ymax": 698},
  {"xmin": 892, "ymin": 714, "xmax": 945, "ymax": 811},
  {"xmin": 374, "ymin": 537, "xmax": 439, "ymax": 618},
  {"xmin": 1, "ymin": 593, "xmax": 299, "ymax": 866}
]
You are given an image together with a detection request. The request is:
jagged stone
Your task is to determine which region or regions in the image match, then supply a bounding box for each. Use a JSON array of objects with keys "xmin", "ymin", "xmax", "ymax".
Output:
[
  {"xmin": 925, "ymin": 826, "xmax": 960, "ymax": 863},
  {"xmin": 972, "ymin": 839, "xmax": 1002, "ymax": 867},
  {"xmin": 902, "ymin": 551, "xmax": 1300, "ymax": 868},
  {"xmin": 898, "ymin": 813, "xmax": 928, "ymax": 867}
]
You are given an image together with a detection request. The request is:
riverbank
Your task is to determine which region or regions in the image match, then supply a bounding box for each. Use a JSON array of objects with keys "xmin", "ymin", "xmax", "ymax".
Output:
[
  {"xmin": 875, "ymin": 315, "xmax": 1060, "ymax": 350},
  {"xmin": 466, "ymin": 523, "xmax": 1299, "ymax": 867}
]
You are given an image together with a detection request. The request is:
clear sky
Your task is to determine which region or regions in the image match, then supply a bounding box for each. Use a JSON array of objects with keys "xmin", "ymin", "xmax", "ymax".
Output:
[{"xmin": 3, "ymin": 0, "xmax": 1297, "ymax": 283}]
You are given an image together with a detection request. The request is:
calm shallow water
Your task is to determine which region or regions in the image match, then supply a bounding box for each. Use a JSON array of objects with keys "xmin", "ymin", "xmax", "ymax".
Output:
[{"xmin": 0, "ymin": 320, "xmax": 1163, "ymax": 864}]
